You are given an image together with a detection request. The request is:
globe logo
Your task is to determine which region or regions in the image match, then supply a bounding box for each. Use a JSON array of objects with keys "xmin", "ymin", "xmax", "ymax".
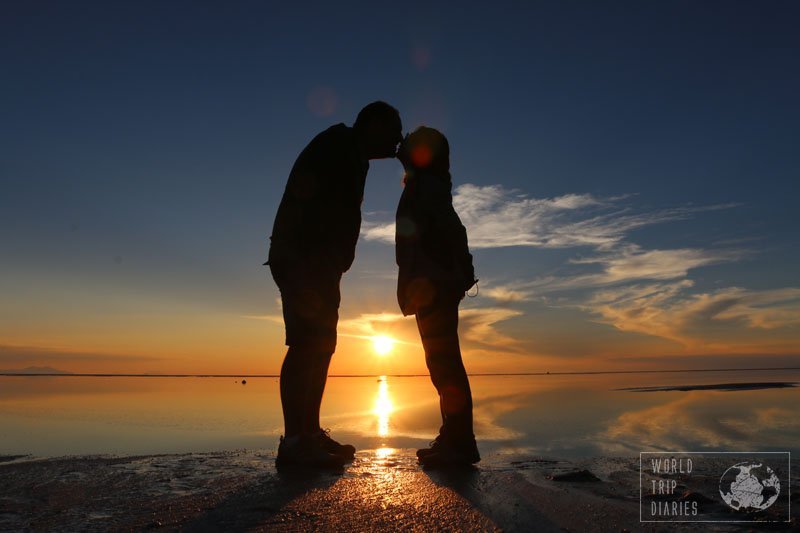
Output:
[{"xmin": 718, "ymin": 462, "xmax": 780, "ymax": 511}]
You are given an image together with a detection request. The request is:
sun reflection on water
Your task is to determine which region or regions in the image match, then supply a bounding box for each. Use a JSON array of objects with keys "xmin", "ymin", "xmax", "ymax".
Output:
[
  {"xmin": 376, "ymin": 447, "xmax": 396, "ymax": 460},
  {"xmin": 373, "ymin": 376, "xmax": 394, "ymax": 437}
]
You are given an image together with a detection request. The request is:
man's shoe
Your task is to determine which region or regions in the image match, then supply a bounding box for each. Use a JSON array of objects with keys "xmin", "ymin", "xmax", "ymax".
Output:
[
  {"xmin": 416, "ymin": 435, "xmax": 444, "ymax": 460},
  {"xmin": 276, "ymin": 435, "xmax": 347, "ymax": 469},
  {"xmin": 419, "ymin": 436, "xmax": 480, "ymax": 468},
  {"xmin": 315, "ymin": 429, "xmax": 356, "ymax": 460}
]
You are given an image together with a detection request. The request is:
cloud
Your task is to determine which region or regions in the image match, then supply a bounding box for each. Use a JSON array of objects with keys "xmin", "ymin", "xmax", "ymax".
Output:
[
  {"xmin": 478, "ymin": 244, "xmax": 743, "ymax": 304},
  {"xmin": 353, "ymin": 180, "xmax": 799, "ymax": 357},
  {"xmin": 336, "ymin": 307, "xmax": 525, "ymax": 354},
  {"xmin": 604, "ymin": 353, "xmax": 800, "ymax": 369},
  {"xmin": 337, "ymin": 312, "xmax": 417, "ymax": 345},
  {"xmin": 481, "ymin": 284, "xmax": 535, "ymax": 303},
  {"xmin": 246, "ymin": 305, "xmax": 524, "ymax": 355},
  {"xmin": 580, "ymin": 280, "xmax": 695, "ymax": 341},
  {"xmin": 242, "ymin": 314, "xmax": 284, "ymax": 324},
  {"xmin": 0, "ymin": 344, "xmax": 164, "ymax": 365},
  {"xmin": 360, "ymin": 182, "xmax": 773, "ymax": 356},
  {"xmin": 459, "ymin": 307, "xmax": 525, "ymax": 350},
  {"xmin": 360, "ymin": 222, "xmax": 395, "ymax": 243},
  {"xmin": 362, "ymin": 184, "xmax": 737, "ymax": 250},
  {"xmin": 579, "ymin": 282, "xmax": 800, "ymax": 347},
  {"xmin": 571, "ymin": 245, "xmax": 744, "ymax": 284},
  {"xmin": 362, "ymin": 182, "xmax": 746, "ymax": 305},
  {"xmin": 520, "ymin": 245, "xmax": 743, "ymax": 293},
  {"xmin": 709, "ymin": 287, "xmax": 800, "ymax": 329}
]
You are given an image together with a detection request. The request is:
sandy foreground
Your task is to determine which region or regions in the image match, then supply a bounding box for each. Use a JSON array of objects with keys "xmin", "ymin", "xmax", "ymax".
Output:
[{"xmin": 1, "ymin": 450, "xmax": 796, "ymax": 532}]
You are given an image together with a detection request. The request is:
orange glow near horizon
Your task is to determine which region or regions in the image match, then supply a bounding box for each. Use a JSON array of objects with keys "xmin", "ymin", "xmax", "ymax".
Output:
[{"xmin": 6, "ymin": 313, "xmax": 800, "ymax": 376}]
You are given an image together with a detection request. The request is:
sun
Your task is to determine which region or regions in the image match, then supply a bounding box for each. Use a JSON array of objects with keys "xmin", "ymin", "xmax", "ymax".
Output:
[{"xmin": 371, "ymin": 335, "xmax": 395, "ymax": 356}]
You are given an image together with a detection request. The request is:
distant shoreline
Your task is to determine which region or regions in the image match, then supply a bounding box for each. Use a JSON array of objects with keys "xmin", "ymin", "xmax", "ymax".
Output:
[
  {"xmin": 2, "ymin": 366, "xmax": 800, "ymax": 378},
  {"xmin": 617, "ymin": 381, "xmax": 798, "ymax": 392}
]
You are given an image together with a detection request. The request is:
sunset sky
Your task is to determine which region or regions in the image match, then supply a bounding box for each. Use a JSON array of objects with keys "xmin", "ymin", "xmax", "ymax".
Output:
[{"xmin": 2, "ymin": 2, "xmax": 799, "ymax": 375}]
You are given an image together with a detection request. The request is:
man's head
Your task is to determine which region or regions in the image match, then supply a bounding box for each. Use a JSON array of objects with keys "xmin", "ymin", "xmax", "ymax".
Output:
[{"xmin": 353, "ymin": 101, "xmax": 403, "ymax": 160}]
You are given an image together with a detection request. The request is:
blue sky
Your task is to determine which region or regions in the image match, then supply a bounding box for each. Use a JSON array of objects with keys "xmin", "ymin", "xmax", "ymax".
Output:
[{"xmin": 1, "ymin": 1, "xmax": 798, "ymax": 373}]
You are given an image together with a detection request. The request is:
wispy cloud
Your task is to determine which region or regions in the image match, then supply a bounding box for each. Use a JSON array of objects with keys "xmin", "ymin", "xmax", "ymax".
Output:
[
  {"xmin": 245, "ymin": 305, "xmax": 524, "ymax": 355},
  {"xmin": 478, "ymin": 245, "xmax": 744, "ymax": 303},
  {"xmin": 307, "ymin": 307, "xmax": 526, "ymax": 354},
  {"xmin": 0, "ymin": 344, "xmax": 164, "ymax": 365},
  {"xmin": 344, "ymin": 181, "xmax": 798, "ymax": 356},
  {"xmin": 573, "ymin": 246, "xmax": 743, "ymax": 282},
  {"xmin": 363, "ymin": 182, "xmax": 747, "ymax": 313},
  {"xmin": 711, "ymin": 287, "xmax": 800, "ymax": 329},
  {"xmin": 362, "ymin": 182, "xmax": 785, "ymax": 356},
  {"xmin": 459, "ymin": 307, "xmax": 525, "ymax": 350},
  {"xmin": 553, "ymin": 245, "xmax": 745, "ymax": 290},
  {"xmin": 362, "ymin": 184, "xmax": 737, "ymax": 250},
  {"xmin": 579, "ymin": 281, "xmax": 800, "ymax": 347},
  {"xmin": 242, "ymin": 314, "xmax": 283, "ymax": 324},
  {"xmin": 337, "ymin": 312, "xmax": 417, "ymax": 345},
  {"xmin": 481, "ymin": 284, "xmax": 535, "ymax": 303}
]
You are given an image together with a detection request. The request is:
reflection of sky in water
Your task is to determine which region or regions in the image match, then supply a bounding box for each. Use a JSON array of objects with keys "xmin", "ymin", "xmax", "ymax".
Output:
[{"xmin": 1, "ymin": 370, "xmax": 799, "ymax": 458}]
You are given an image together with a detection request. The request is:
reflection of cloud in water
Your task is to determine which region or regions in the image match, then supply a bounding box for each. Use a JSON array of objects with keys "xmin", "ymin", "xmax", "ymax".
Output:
[
  {"xmin": 472, "ymin": 396, "xmax": 526, "ymax": 441},
  {"xmin": 598, "ymin": 391, "xmax": 800, "ymax": 454}
]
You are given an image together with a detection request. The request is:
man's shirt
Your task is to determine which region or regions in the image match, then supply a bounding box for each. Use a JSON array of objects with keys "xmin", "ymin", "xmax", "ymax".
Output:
[{"xmin": 270, "ymin": 124, "xmax": 369, "ymax": 273}]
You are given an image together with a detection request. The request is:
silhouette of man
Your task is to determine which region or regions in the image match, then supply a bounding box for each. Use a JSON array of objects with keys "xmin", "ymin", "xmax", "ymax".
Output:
[{"xmin": 267, "ymin": 101, "xmax": 402, "ymax": 467}]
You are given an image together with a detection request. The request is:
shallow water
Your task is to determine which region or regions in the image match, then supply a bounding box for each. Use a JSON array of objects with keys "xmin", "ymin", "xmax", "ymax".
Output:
[{"xmin": 1, "ymin": 369, "xmax": 799, "ymax": 458}]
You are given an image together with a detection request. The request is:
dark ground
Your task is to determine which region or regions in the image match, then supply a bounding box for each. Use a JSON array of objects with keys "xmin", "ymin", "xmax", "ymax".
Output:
[{"xmin": 1, "ymin": 451, "xmax": 796, "ymax": 532}]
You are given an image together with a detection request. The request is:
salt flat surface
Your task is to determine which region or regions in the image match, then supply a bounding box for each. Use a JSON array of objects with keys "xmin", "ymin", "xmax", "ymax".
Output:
[{"xmin": 2, "ymin": 450, "xmax": 796, "ymax": 531}]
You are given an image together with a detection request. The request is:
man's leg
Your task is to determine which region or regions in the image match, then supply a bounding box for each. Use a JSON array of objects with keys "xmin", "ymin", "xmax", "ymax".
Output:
[
  {"xmin": 300, "ymin": 272, "xmax": 357, "ymax": 459},
  {"xmin": 280, "ymin": 345, "xmax": 310, "ymax": 438},
  {"xmin": 304, "ymin": 270, "xmax": 340, "ymax": 433},
  {"xmin": 281, "ymin": 346, "xmax": 333, "ymax": 436},
  {"xmin": 271, "ymin": 259, "xmax": 304, "ymax": 439},
  {"xmin": 271, "ymin": 261, "xmax": 347, "ymax": 467},
  {"xmin": 273, "ymin": 267, "xmax": 322, "ymax": 440},
  {"xmin": 277, "ymin": 345, "xmax": 346, "ymax": 468},
  {"xmin": 306, "ymin": 350, "xmax": 334, "ymax": 433}
]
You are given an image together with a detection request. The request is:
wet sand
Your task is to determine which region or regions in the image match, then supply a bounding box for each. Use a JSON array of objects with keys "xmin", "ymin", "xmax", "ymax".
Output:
[{"xmin": 1, "ymin": 450, "xmax": 796, "ymax": 532}]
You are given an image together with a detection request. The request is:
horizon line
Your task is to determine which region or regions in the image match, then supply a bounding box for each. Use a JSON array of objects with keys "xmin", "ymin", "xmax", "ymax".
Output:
[{"xmin": 3, "ymin": 366, "xmax": 800, "ymax": 378}]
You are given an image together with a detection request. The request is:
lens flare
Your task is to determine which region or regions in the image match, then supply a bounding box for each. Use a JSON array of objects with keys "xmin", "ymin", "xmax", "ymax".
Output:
[{"xmin": 410, "ymin": 144, "xmax": 432, "ymax": 167}]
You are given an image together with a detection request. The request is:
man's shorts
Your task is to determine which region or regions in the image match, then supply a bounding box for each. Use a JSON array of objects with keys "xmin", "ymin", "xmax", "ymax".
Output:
[{"xmin": 269, "ymin": 259, "xmax": 342, "ymax": 353}]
